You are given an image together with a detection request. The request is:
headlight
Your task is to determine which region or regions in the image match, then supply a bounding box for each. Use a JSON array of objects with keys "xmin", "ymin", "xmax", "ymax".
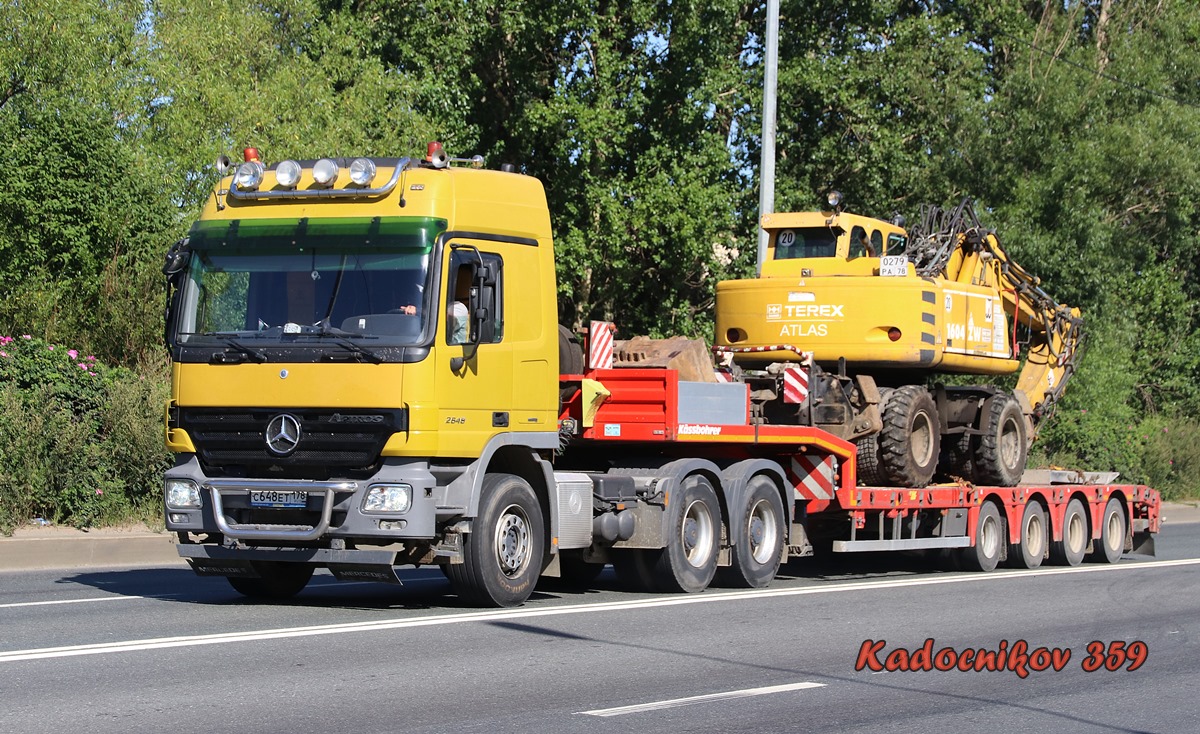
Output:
[
  {"xmin": 165, "ymin": 479, "xmax": 201, "ymax": 509},
  {"xmin": 363, "ymin": 484, "xmax": 412, "ymax": 514},
  {"xmin": 349, "ymin": 158, "xmax": 376, "ymax": 186},
  {"xmin": 313, "ymin": 158, "xmax": 339, "ymax": 187},
  {"xmin": 275, "ymin": 159, "xmax": 302, "ymax": 188},
  {"xmin": 233, "ymin": 161, "xmax": 265, "ymax": 190}
]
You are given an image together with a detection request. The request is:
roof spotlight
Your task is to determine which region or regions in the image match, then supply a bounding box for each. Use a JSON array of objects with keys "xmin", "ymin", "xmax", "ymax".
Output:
[
  {"xmin": 349, "ymin": 158, "xmax": 377, "ymax": 186},
  {"xmin": 233, "ymin": 161, "xmax": 265, "ymax": 191},
  {"xmin": 313, "ymin": 158, "xmax": 340, "ymax": 187},
  {"xmin": 826, "ymin": 190, "xmax": 844, "ymax": 209},
  {"xmin": 275, "ymin": 160, "xmax": 302, "ymax": 189}
]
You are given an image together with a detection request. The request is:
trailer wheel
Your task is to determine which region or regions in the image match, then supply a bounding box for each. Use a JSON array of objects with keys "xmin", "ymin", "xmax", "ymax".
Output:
[
  {"xmin": 973, "ymin": 394, "xmax": 1028, "ymax": 487},
  {"xmin": 1090, "ymin": 497, "xmax": 1126, "ymax": 564},
  {"xmin": 1050, "ymin": 498, "xmax": 1088, "ymax": 566},
  {"xmin": 718, "ymin": 476, "xmax": 785, "ymax": 588},
  {"xmin": 447, "ymin": 473, "xmax": 545, "ymax": 607},
  {"xmin": 227, "ymin": 562, "xmax": 314, "ymax": 600},
  {"xmin": 960, "ymin": 502, "xmax": 1003, "ymax": 572},
  {"xmin": 1011, "ymin": 501, "xmax": 1047, "ymax": 569},
  {"xmin": 878, "ymin": 385, "xmax": 941, "ymax": 488},
  {"xmin": 653, "ymin": 474, "xmax": 720, "ymax": 593}
]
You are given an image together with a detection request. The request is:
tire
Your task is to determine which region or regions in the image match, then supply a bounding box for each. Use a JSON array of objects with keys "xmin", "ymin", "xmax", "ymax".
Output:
[
  {"xmin": 1090, "ymin": 497, "xmax": 1126, "ymax": 564},
  {"xmin": 938, "ymin": 431, "xmax": 974, "ymax": 483},
  {"xmin": 1050, "ymin": 498, "xmax": 1089, "ymax": 567},
  {"xmin": 227, "ymin": 562, "xmax": 314, "ymax": 600},
  {"xmin": 855, "ymin": 389, "xmax": 890, "ymax": 486},
  {"xmin": 558, "ymin": 324, "xmax": 584, "ymax": 375},
  {"xmin": 446, "ymin": 473, "xmax": 545, "ymax": 607},
  {"xmin": 718, "ymin": 476, "xmax": 785, "ymax": 588},
  {"xmin": 878, "ymin": 385, "xmax": 941, "ymax": 488},
  {"xmin": 959, "ymin": 501, "xmax": 1003, "ymax": 572},
  {"xmin": 973, "ymin": 394, "xmax": 1028, "ymax": 486},
  {"xmin": 652, "ymin": 474, "xmax": 721, "ymax": 593},
  {"xmin": 1010, "ymin": 501, "xmax": 1047, "ymax": 569}
]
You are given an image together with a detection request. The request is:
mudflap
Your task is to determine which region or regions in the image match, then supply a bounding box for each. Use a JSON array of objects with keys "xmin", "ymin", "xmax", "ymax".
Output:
[
  {"xmin": 187, "ymin": 558, "xmax": 258, "ymax": 578},
  {"xmin": 328, "ymin": 564, "xmax": 403, "ymax": 585},
  {"xmin": 1131, "ymin": 529, "xmax": 1156, "ymax": 557}
]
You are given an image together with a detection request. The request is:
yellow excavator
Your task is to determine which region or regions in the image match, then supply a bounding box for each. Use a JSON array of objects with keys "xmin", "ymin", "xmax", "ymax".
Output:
[{"xmin": 714, "ymin": 195, "xmax": 1082, "ymax": 487}]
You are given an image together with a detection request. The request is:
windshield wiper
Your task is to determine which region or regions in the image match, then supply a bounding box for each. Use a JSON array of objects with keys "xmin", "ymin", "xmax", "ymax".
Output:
[
  {"xmin": 310, "ymin": 325, "xmax": 384, "ymax": 364},
  {"xmin": 201, "ymin": 333, "xmax": 268, "ymax": 363}
]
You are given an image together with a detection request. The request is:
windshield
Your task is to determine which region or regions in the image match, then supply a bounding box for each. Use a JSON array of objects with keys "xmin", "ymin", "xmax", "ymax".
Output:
[
  {"xmin": 175, "ymin": 216, "xmax": 445, "ymax": 350},
  {"xmin": 773, "ymin": 228, "xmax": 839, "ymax": 259}
]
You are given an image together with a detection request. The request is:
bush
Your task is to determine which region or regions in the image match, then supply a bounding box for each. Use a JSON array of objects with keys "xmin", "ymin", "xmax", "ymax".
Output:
[{"xmin": 0, "ymin": 335, "xmax": 170, "ymax": 533}]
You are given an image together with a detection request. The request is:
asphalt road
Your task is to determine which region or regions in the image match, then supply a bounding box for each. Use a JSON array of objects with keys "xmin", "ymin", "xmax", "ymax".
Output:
[{"xmin": 1, "ymin": 524, "xmax": 1197, "ymax": 734}]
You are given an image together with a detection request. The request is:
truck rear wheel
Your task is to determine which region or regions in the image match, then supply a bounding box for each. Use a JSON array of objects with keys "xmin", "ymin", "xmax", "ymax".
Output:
[
  {"xmin": 1011, "ymin": 501, "xmax": 1047, "ymax": 569},
  {"xmin": 447, "ymin": 473, "xmax": 545, "ymax": 607},
  {"xmin": 878, "ymin": 385, "xmax": 941, "ymax": 488},
  {"xmin": 972, "ymin": 394, "xmax": 1027, "ymax": 486},
  {"xmin": 718, "ymin": 476, "xmax": 785, "ymax": 588},
  {"xmin": 227, "ymin": 562, "xmax": 314, "ymax": 600},
  {"xmin": 653, "ymin": 474, "xmax": 720, "ymax": 593},
  {"xmin": 1090, "ymin": 497, "xmax": 1126, "ymax": 564},
  {"xmin": 959, "ymin": 501, "xmax": 1003, "ymax": 572},
  {"xmin": 1050, "ymin": 498, "xmax": 1088, "ymax": 566}
]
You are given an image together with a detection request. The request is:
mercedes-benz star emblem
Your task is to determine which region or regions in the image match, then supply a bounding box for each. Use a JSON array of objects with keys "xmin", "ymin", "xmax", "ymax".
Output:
[{"xmin": 265, "ymin": 414, "xmax": 302, "ymax": 455}]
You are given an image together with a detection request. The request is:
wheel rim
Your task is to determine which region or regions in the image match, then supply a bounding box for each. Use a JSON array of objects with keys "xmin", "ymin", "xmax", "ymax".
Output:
[
  {"xmin": 681, "ymin": 499, "xmax": 715, "ymax": 568},
  {"xmin": 746, "ymin": 498, "xmax": 779, "ymax": 565},
  {"xmin": 911, "ymin": 411, "xmax": 935, "ymax": 466},
  {"xmin": 1024, "ymin": 509, "xmax": 1045, "ymax": 557},
  {"xmin": 1000, "ymin": 417, "xmax": 1022, "ymax": 469},
  {"xmin": 1066, "ymin": 511, "xmax": 1086, "ymax": 554},
  {"xmin": 1105, "ymin": 509, "xmax": 1123, "ymax": 553},
  {"xmin": 494, "ymin": 503, "xmax": 532, "ymax": 578},
  {"xmin": 979, "ymin": 513, "xmax": 1000, "ymax": 559}
]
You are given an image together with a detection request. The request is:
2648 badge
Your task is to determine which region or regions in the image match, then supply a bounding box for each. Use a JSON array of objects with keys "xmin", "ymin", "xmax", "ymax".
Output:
[{"xmin": 855, "ymin": 639, "xmax": 1148, "ymax": 679}]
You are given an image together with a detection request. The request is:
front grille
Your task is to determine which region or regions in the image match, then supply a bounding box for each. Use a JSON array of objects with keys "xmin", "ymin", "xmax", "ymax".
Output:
[{"xmin": 179, "ymin": 408, "xmax": 405, "ymax": 477}]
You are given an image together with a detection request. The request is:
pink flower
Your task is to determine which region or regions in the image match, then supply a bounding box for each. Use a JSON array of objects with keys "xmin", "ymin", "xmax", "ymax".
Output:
[
  {"xmin": 21, "ymin": 335, "xmax": 30, "ymax": 339},
  {"xmin": 67, "ymin": 349, "xmax": 78, "ymax": 359},
  {"xmin": 0, "ymin": 351, "xmax": 7, "ymax": 357},
  {"xmin": 47, "ymin": 345, "xmax": 54, "ymax": 351},
  {"xmin": 88, "ymin": 371, "xmax": 96, "ymax": 376},
  {"xmin": 95, "ymin": 488, "xmax": 103, "ymax": 495},
  {"xmin": 86, "ymin": 355, "xmax": 96, "ymax": 362},
  {"xmin": 78, "ymin": 363, "xmax": 88, "ymax": 370}
]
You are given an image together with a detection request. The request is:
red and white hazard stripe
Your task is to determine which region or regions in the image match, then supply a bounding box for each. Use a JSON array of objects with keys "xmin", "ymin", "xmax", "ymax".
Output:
[
  {"xmin": 786, "ymin": 454, "xmax": 836, "ymax": 501},
  {"xmin": 713, "ymin": 344, "xmax": 814, "ymax": 361},
  {"xmin": 589, "ymin": 321, "xmax": 615, "ymax": 370},
  {"xmin": 782, "ymin": 365, "xmax": 809, "ymax": 404}
]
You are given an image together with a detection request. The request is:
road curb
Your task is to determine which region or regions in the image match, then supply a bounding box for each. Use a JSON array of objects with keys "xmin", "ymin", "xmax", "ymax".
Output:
[
  {"xmin": 1, "ymin": 502, "xmax": 1197, "ymax": 574},
  {"xmin": 0, "ymin": 530, "xmax": 184, "ymax": 572}
]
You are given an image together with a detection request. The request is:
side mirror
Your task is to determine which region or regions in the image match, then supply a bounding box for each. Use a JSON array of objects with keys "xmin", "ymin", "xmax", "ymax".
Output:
[{"xmin": 163, "ymin": 238, "xmax": 192, "ymax": 282}]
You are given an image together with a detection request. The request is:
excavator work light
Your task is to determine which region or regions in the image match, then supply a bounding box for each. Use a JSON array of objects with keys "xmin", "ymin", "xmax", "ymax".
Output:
[{"xmin": 827, "ymin": 190, "xmax": 843, "ymax": 209}]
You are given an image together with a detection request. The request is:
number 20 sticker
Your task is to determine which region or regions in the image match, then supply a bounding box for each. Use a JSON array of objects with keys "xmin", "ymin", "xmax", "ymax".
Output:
[{"xmin": 778, "ymin": 230, "xmax": 796, "ymax": 247}]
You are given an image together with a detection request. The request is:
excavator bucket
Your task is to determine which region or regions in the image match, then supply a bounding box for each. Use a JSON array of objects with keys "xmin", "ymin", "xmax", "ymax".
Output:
[{"xmin": 613, "ymin": 336, "xmax": 719, "ymax": 383}]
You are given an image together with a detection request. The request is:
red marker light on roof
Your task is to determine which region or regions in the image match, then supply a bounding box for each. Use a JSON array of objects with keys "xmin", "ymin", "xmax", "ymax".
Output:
[{"xmin": 243, "ymin": 147, "xmax": 261, "ymax": 163}]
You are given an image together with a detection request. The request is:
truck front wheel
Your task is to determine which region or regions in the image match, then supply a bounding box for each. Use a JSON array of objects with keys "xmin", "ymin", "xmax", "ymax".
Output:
[
  {"xmin": 227, "ymin": 562, "xmax": 314, "ymax": 600},
  {"xmin": 447, "ymin": 473, "xmax": 545, "ymax": 607}
]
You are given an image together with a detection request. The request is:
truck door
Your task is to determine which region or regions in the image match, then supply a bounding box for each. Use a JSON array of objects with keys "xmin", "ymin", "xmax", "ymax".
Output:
[{"xmin": 438, "ymin": 244, "xmax": 514, "ymax": 456}]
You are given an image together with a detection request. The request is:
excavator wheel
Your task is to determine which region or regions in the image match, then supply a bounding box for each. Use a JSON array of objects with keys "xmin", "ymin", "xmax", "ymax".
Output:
[
  {"xmin": 855, "ymin": 388, "xmax": 891, "ymax": 486},
  {"xmin": 972, "ymin": 393, "xmax": 1028, "ymax": 487},
  {"xmin": 877, "ymin": 385, "xmax": 941, "ymax": 488}
]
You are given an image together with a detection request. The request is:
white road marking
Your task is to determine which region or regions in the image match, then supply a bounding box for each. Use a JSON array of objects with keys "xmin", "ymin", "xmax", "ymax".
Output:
[
  {"xmin": 578, "ymin": 681, "xmax": 825, "ymax": 717},
  {"xmin": 0, "ymin": 595, "xmax": 145, "ymax": 609},
  {"xmin": 0, "ymin": 557, "xmax": 1196, "ymax": 663}
]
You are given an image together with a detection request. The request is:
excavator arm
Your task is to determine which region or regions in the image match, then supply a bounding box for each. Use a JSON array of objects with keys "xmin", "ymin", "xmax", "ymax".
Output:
[{"xmin": 908, "ymin": 200, "xmax": 1083, "ymax": 428}]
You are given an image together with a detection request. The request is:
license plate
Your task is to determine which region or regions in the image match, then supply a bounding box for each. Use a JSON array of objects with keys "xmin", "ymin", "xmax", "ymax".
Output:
[{"xmin": 250, "ymin": 490, "xmax": 308, "ymax": 508}]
